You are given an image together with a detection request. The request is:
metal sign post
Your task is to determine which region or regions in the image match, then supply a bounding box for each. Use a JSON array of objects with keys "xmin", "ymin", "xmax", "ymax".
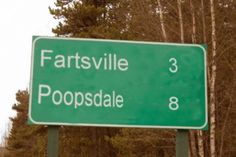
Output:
[
  {"xmin": 47, "ymin": 126, "xmax": 59, "ymax": 157},
  {"xmin": 176, "ymin": 129, "xmax": 189, "ymax": 157}
]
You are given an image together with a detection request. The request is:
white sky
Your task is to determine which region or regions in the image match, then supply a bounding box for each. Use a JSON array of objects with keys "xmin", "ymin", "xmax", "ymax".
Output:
[{"xmin": 0, "ymin": 0, "xmax": 57, "ymax": 143}]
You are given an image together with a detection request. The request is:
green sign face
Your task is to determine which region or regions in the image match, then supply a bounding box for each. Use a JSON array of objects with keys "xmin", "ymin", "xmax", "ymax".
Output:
[{"xmin": 29, "ymin": 36, "xmax": 207, "ymax": 129}]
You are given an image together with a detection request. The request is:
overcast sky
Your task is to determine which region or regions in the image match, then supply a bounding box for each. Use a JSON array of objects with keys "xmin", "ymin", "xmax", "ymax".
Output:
[{"xmin": 0, "ymin": 0, "xmax": 57, "ymax": 143}]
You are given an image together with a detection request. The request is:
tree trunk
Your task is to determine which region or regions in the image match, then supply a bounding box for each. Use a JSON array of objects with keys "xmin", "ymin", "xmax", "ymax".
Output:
[
  {"xmin": 90, "ymin": 128, "xmax": 98, "ymax": 157},
  {"xmin": 198, "ymin": 5, "xmax": 207, "ymax": 155},
  {"xmin": 190, "ymin": 131, "xmax": 198, "ymax": 157},
  {"xmin": 219, "ymin": 102, "xmax": 232, "ymax": 157},
  {"xmin": 201, "ymin": 0, "xmax": 207, "ymax": 43},
  {"xmin": 198, "ymin": 131, "xmax": 204, "ymax": 157},
  {"xmin": 157, "ymin": 0, "xmax": 168, "ymax": 41},
  {"xmin": 209, "ymin": 0, "xmax": 217, "ymax": 157},
  {"xmin": 189, "ymin": 1, "xmax": 198, "ymax": 156},
  {"xmin": 177, "ymin": 0, "xmax": 184, "ymax": 43},
  {"xmin": 189, "ymin": 1, "xmax": 206, "ymax": 156},
  {"xmin": 190, "ymin": 0, "xmax": 196, "ymax": 43}
]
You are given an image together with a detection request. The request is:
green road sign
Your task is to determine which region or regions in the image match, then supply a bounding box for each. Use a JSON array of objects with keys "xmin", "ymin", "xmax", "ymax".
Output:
[{"xmin": 29, "ymin": 36, "xmax": 208, "ymax": 129}]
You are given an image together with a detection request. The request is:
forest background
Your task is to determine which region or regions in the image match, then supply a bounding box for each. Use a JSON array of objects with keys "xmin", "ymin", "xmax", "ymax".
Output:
[{"xmin": 1, "ymin": 0, "xmax": 236, "ymax": 157}]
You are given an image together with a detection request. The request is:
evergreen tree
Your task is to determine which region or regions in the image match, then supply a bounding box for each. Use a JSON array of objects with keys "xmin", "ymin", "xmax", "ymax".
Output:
[
  {"xmin": 5, "ymin": 90, "xmax": 47, "ymax": 157},
  {"xmin": 49, "ymin": 0, "xmax": 117, "ymax": 38},
  {"xmin": 4, "ymin": 0, "xmax": 236, "ymax": 156},
  {"xmin": 49, "ymin": 1, "xmax": 120, "ymax": 156},
  {"xmin": 110, "ymin": 128, "xmax": 175, "ymax": 157}
]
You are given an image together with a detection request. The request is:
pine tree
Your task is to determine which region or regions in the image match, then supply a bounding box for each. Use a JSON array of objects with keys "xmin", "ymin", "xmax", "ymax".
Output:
[
  {"xmin": 4, "ymin": 1, "xmax": 236, "ymax": 157},
  {"xmin": 5, "ymin": 90, "xmax": 47, "ymax": 157},
  {"xmin": 49, "ymin": 1, "xmax": 120, "ymax": 156},
  {"xmin": 49, "ymin": 0, "xmax": 117, "ymax": 38},
  {"xmin": 110, "ymin": 128, "xmax": 175, "ymax": 157}
]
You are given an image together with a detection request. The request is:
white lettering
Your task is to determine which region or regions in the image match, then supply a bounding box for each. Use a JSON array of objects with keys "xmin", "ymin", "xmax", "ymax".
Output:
[
  {"xmin": 75, "ymin": 92, "xmax": 84, "ymax": 108},
  {"xmin": 116, "ymin": 95, "xmax": 124, "ymax": 108},
  {"xmin": 52, "ymin": 90, "xmax": 63, "ymax": 105},
  {"xmin": 54, "ymin": 55, "xmax": 65, "ymax": 68},
  {"xmin": 81, "ymin": 56, "xmax": 91, "ymax": 69},
  {"xmin": 85, "ymin": 93, "xmax": 92, "ymax": 106},
  {"xmin": 64, "ymin": 91, "xmax": 74, "ymax": 106},
  {"xmin": 94, "ymin": 90, "xmax": 102, "ymax": 107},
  {"xmin": 118, "ymin": 58, "xmax": 128, "ymax": 71},
  {"xmin": 38, "ymin": 84, "xmax": 51, "ymax": 104},
  {"xmin": 40, "ymin": 51, "xmax": 129, "ymax": 72},
  {"xmin": 92, "ymin": 57, "xmax": 103, "ymax": 70},
  {"xmin": 41, "ymin": 50, "xmax": 53, "ymax": 67},
  {"xmin": 37, "ymin": 84, "xmax": 124, "ymax": 109}
]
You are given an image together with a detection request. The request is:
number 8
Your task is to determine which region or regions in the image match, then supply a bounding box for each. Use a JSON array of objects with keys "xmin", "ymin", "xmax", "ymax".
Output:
[{"xmin": 169, "ymin": 96, "xmax": 179, "ymax": 111}]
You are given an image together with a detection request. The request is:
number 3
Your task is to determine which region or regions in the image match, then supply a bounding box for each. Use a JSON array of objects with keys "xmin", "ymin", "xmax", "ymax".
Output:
[{"xmin": 169, "ymin": 58, "xmax": 178, "ymax": 73}]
